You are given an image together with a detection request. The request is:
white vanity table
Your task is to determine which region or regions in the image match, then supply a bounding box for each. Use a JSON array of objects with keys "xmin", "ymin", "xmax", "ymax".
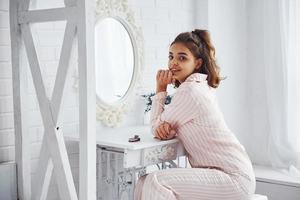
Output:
[
  {"xmin": 94, "ymin": 125, "xmax": 185, "ymax": 168},
  {"xmin": 65, "ymin": 126, "xmax": 186, "ymax": 200}
]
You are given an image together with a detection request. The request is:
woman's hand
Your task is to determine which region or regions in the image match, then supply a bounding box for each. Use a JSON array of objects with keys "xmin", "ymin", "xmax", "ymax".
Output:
[
  {"xmin": 154, "ymin": 122, "xmax": 176, "ymax": 140},
  {"xmin": 156, "ymin": 70, "xmax": 173, "ymax": 93}
]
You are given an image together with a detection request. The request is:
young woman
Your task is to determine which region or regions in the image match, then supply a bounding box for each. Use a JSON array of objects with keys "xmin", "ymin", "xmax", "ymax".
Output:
[{"xmin": 134, "ymin": 29, "xmax": 256, "ymax": 200}]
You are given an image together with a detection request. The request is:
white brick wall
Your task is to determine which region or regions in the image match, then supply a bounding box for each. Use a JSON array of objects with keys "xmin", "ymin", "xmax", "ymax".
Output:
[
  {"xmin": 0, "ymin": 2, "xmax": 13, "ymax": 163},
  {"xmin": 0, "ymin": 1, "xmax": 9, "ymax": 11},
  {"xmin": 0, "ymin": 62, "xmax": 12, "ymax": 78},
  {"xmin": 0, "ymin": 11, "xmax": 9, "ymax": 28},
  {"xmin": 125, "ymin": 0, "xmax": 196, "ymax": 125},
  {"xmin": 0, "ymin": 0, "xmax": 196, "ymax": 198}
]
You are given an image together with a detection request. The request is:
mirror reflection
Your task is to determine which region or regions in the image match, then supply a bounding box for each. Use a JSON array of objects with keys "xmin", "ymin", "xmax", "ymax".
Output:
[{"xmin": 95, "ymin": 18, "xmax": 134, "ymax": 104}]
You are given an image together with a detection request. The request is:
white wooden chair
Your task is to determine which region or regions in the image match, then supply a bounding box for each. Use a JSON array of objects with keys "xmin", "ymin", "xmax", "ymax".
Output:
[{"xmin": 252, "ymin": 194, "xmax": 268, "ymax": 200}]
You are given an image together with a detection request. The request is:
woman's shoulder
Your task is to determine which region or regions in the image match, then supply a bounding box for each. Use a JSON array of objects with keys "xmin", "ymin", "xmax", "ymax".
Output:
[
  {"xmin": 179, "ymin": 81, "xmax": 210, "ymax": 93},
  {"xmin": 176, "ymin": 82, "xmax": 195, "ymax": 94},
  {"xmin": 177, "ymin": 81, "xmax": 216, "ymax": 101},
  {"xmin": 174, "ymin": 82, "xmax": 199, "ymax": 101}
]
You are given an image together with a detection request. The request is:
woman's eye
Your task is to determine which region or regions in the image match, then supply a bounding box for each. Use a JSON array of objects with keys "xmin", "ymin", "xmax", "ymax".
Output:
[
  {"xmin": 179, "ymin": 56, "xmax": 186, "ymax": 61},
  {"xmin": 168, "ymin": 55, "xmax": 173, "ymax": 60}
]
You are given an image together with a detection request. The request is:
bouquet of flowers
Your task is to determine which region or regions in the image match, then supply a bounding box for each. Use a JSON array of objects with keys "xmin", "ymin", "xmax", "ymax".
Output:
[{"xmin": 141, "ymin": 92, "xmax": 173, "ymax": 113}]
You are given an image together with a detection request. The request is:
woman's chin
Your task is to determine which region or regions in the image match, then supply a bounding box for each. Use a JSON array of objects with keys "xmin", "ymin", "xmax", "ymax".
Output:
[
  {"xmin": 174, "ymin": 76, "xmax": 183, "ymax": 82},
  {"xmin": 172, "ymin": 75, "xmax": 178, "ymax": 80}
]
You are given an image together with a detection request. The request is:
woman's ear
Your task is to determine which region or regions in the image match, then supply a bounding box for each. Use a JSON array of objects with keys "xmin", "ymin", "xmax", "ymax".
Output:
[{"xmin": 195, "ymin": 58, "xmax": 203, "ymax": 70}]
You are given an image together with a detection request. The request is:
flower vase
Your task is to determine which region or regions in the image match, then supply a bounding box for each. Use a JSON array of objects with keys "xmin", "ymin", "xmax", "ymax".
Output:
[{"xmin": 143, "ymin": 112, "xmax": 151, "ymax": 125}]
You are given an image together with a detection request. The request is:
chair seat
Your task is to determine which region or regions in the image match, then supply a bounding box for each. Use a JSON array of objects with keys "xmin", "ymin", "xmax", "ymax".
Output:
[{"xmin": 251, "ymin": 194, "xmax": 268, "ymax": 200}]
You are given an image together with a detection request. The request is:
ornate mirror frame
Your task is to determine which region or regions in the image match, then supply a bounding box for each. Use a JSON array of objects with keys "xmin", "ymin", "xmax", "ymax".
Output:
[{"xmin": 95, "ymin": 0, "xmax": 144, "ymax": 127}]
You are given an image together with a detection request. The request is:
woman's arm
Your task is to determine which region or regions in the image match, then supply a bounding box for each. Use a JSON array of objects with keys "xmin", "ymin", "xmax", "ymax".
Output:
[
  {"xmin": 154, "ymin": 122, "xmax": 176, "ymax": 140},
  {"xmin": 151, "ymin": 88, "xmax": 198, "ymax": 138}
]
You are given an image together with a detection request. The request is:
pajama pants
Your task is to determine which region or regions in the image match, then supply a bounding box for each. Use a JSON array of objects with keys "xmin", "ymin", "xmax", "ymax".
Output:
[{"xmin": 134, "ymin": 168, "xmax": 255, "ymax": 200}]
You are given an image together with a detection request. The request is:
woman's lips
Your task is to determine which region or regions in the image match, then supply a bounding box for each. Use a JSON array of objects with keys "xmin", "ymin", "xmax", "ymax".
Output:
[{"xmin": 170, "ymin": 69, "xmax": 180, "ymax": 75}]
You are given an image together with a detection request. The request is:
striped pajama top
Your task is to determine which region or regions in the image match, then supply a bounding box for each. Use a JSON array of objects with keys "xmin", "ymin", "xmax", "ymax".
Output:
[{"xmin": 151, "ymin": 73, "xmax": 254, "ymax": 179}]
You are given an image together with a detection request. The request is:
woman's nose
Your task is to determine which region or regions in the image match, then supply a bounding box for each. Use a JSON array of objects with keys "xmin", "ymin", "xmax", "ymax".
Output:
[{"xmin": 169, "ymin": 61, "xmax": 178, "ymax": 69}]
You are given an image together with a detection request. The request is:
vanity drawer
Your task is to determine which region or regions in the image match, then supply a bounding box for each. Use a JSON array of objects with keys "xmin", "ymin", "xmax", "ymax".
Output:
[{"xmin": 141, "ymin": 143, "xmax": 178, "ymax": 166}]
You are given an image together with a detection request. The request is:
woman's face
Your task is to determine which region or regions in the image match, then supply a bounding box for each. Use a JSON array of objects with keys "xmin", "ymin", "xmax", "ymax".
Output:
[{"xmin": 168, "ymin": 42, "xmax": 201, "ymax": 83}]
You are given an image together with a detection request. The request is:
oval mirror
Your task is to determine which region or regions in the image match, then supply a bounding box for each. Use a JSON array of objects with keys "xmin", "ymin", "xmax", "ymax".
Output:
[
  {"xmin": 94, "ymin": 0, "xmax": 144, "ymax": 127},
  {"xmin": 95, "ymin": 17, "xmax": 134, "ymax": 104}
]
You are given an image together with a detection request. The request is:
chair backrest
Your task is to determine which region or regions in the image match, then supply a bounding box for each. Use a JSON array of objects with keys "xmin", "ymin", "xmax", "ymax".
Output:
[{"xmin": 251, "ymin": 194, "xmax": 268, "ymax": 200}]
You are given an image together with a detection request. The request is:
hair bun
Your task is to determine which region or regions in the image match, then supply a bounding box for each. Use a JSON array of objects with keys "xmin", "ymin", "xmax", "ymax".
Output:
[{"xmin": 192, "ymin": 29, "xmax": 215, "ymax": 59}]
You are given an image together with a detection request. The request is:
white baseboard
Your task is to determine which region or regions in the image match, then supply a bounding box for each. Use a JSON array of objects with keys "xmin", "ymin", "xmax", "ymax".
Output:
[
  {"xmin": 254, "ymin": 165, "xmax": 300, "ymax": 200},
  {"xmin": 0, "ymin": 162, "xmax": 17, "ymax": 200}
]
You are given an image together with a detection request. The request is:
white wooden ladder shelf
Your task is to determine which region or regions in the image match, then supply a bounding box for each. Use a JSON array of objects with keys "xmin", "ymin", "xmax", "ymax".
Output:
[{"xmin": 9, "ymin": 0, "xmax": 96, "ymax": 200}]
